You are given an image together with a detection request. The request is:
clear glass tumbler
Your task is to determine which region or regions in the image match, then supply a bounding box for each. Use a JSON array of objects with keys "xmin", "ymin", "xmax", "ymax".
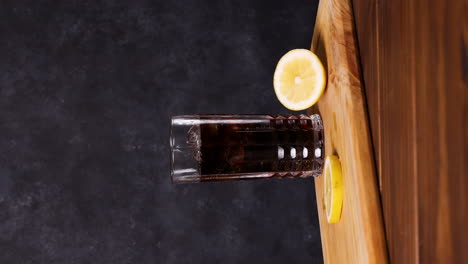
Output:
[{"xmin": 170, "ymin": 114, "xmax": 324, "ymax": 183}]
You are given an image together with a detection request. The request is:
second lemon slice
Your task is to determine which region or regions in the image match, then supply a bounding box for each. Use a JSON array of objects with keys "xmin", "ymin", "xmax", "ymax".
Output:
[
  {"xmin": 324, "ymin": 155, "xmax": 344, "ymax": 223},
  {"xmin": 273, "ymin": 49, "xmax": 326, "ymax": 111}
]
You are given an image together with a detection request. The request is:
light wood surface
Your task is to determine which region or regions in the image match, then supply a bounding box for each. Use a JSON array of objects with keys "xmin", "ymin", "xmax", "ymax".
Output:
[
  {"xmin": 307, "ymin": 0, "xmax": 388, "ymax": 263},
  {"xmin": 352, "ymin": 0, "xmax": 467, "ymax": 262}
]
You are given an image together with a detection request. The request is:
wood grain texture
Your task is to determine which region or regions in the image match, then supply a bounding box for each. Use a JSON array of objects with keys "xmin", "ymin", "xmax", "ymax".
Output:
[
  {"xmin": 307, "ymin": 0, "xmax": 388, "ymax": 263},
  {"xmin": 352, "ymin": 0, "xmax": 467, "ymax": 263}
]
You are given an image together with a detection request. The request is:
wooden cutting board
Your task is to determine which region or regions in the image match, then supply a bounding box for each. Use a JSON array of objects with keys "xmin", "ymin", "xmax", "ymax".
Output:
[{"xmin": 307, "ymin": 0, "xmax": 388, "ymax": 263}]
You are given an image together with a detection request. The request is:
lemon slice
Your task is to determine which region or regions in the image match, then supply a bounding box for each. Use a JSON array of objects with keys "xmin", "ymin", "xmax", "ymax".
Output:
[
  {"xmin": 323, "ymin": 155, "xmax": 344, "ymax": 223},
  {"xmin": 273, "ymin": 49, "xmax": 326, "ymax": 110}
]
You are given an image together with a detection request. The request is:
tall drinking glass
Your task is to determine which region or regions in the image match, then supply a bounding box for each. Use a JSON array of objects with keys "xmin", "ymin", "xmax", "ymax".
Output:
[{"xmin": 170, "ymin": 114, "xmax": 324, "ymax": 183}]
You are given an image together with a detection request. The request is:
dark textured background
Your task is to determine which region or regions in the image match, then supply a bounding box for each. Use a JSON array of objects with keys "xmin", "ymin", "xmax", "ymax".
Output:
[{"xmin": 0, "ymin": 0, "xmax": 322, "ymax": 263}]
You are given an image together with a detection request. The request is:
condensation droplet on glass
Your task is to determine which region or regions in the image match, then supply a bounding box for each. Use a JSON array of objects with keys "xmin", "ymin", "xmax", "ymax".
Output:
[
  {"xmin": 278, "ymin": 146, "xmax": 285, "ymax": 159},
  {"xmin": 290, "ymin": 147, "xmax": 296, "ymax": 159},
  {"xmin": 315, "ymin": 148, "xmax": 322, "ymax": 158},
  {"xmin": 303, "ymin": 147, "xmax": 308, "ymax": 158}
]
